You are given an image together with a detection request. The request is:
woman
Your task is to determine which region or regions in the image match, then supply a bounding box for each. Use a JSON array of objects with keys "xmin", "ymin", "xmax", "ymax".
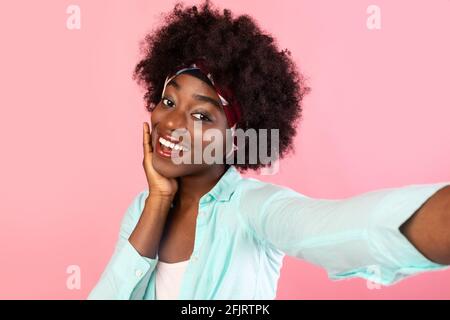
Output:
[{"xmin": 88, "ymin": 0, "xmax": 450, "ymax": 299}]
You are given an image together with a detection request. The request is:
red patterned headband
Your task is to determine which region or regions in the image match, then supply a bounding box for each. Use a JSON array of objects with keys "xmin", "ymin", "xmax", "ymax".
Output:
[{"xmin": 161, "ymin": 58, "xmax": 242, "ymax": 128}]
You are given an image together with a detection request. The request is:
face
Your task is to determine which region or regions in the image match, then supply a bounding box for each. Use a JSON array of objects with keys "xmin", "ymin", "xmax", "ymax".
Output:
[{"xmin": 150, "ymin": 73, "xmax": 230, "ymax": 178}]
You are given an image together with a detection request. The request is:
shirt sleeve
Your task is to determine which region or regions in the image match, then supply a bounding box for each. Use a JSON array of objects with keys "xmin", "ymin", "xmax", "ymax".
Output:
[
  {"xmin": 87, "ymin": 189, "xmax": 158, "ymax": 300},
  {"xmin": 240, "ymin": 181, "xmax": 450, "ymax": 286}
]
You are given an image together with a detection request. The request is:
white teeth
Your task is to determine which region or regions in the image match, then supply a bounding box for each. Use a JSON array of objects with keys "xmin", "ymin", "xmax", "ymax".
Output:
[{"xmin": 158, "ymin": 137, "xmax": 188, "ymax": 151}]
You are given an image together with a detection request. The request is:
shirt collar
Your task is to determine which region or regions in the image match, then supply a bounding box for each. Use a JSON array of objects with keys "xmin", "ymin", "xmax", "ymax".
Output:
[{"xmin": 200, "ymin": 165, "xmax": 242, "ymax": 203}]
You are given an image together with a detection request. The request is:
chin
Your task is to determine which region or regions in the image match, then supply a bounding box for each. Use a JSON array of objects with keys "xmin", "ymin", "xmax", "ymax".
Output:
[{"xmin": 152, "ymin": 156, "xmax": 189, "ymax": 179}]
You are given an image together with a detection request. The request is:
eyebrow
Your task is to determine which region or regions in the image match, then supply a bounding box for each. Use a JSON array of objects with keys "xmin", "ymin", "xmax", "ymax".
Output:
[{"xmin": 166, "ymin": 79, "xmax": 222, "ymax": 109}]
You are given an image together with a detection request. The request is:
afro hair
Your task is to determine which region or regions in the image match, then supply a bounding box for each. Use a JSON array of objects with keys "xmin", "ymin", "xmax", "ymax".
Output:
[{"xmin": 133, "ymin": 0, "xmax": 310, "ymax": 172}]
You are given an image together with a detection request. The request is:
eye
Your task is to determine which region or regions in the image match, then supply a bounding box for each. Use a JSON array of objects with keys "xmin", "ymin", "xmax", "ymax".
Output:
[
  {"xmin": 161, "ymin": 97, "xmax": 175, "ymax": 108},
  {"xmin": 192, "ymin": 113, "xmax": 211, "ymax": 122},
  {"xmin": 160, "ymin": 96, "xmax": 211, "ymax": 121}
]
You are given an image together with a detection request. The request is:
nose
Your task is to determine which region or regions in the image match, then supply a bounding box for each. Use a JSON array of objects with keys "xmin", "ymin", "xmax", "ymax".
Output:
[
  {"xmin": 157, "ymin": 108, "xmax": 191, "ymax": 147},
  {"xmin": 162, "ymin": 106, "xmax": 187, "ymax": 132}
]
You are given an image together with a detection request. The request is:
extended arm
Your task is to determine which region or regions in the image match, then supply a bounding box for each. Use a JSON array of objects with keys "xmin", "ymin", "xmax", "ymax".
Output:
[
  {"xmin": 400, "ymin": 185, "xmax": 450, "ymax": 265},
  {"xmin": 240, "ymin": 181, "xmax": 450, "ymax": 285}
]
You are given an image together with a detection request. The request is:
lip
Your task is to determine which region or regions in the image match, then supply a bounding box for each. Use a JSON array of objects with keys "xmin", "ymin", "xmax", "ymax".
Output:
[{"xmin": 154, "ymin": 132, "xmax": 190, "ymax": 160}]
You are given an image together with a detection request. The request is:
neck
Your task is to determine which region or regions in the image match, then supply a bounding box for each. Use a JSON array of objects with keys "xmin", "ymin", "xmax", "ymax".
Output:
[{"xmin": 175, "ymin": 164, "xmax": 227, "ymax": 207}]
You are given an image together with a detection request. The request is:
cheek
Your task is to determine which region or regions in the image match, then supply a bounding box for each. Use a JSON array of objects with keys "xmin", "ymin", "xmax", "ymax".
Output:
[
  {"xmin": 150, "ymin": 107, "xmax": 163, "ymax": 126},
  {"xmin": 201, "ymin": 128, "xmax": 227, "ymax": 150}
]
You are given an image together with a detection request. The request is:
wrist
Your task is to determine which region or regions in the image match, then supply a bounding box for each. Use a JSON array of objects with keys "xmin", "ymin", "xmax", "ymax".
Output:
[{"xmin": 147, "ymin": 191, "xmax": 175, "ymax": 202}]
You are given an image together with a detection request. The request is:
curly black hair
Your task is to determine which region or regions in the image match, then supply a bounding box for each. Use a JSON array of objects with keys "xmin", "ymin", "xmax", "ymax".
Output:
[{"xmin": 133, "ymin": 0, "xmax": 310, "ymax": 172}]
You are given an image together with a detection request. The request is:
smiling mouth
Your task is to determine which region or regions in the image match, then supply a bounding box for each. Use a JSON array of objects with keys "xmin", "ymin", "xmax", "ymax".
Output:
[{"xmin": 158, "ymin": 136, "xmax": 189, "ymax": 152}]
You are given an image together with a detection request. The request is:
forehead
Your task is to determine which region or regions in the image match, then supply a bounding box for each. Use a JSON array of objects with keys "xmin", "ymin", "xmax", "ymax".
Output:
[{"xmin": 166, "ymin": 73, "xmax": 220, "ymax": 100}]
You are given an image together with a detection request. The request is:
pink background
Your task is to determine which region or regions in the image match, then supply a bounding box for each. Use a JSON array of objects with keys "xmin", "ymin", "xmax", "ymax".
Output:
[{"xmin": 0, "ymin": 0, "xmax": 449, "ymax": 299}]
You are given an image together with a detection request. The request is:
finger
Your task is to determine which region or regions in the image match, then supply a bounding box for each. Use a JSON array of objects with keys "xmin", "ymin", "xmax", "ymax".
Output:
[
  {"xmin": 143, "ymin": 122, "xmax": 152, "ymax": 154},
  {"xmin": 148, "ymin": 122, "xmax": 153, "ymax": 153}
]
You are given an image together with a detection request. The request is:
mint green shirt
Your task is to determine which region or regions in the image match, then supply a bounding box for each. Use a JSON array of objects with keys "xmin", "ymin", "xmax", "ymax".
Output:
[{"xmin": 88, "ymin": 165, "xmax": 450, "ymax": 299}]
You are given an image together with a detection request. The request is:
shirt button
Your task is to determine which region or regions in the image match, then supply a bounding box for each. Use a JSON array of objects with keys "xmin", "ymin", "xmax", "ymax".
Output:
[{"xmin": 135, "ymin": 269, "xmax": 143, "ymax": 277}]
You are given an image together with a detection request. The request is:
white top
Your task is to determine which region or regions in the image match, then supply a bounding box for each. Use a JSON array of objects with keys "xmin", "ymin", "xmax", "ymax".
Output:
[{"xmin": 155, "ymin": 259, "xmax": 190, "ymax": 300}]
